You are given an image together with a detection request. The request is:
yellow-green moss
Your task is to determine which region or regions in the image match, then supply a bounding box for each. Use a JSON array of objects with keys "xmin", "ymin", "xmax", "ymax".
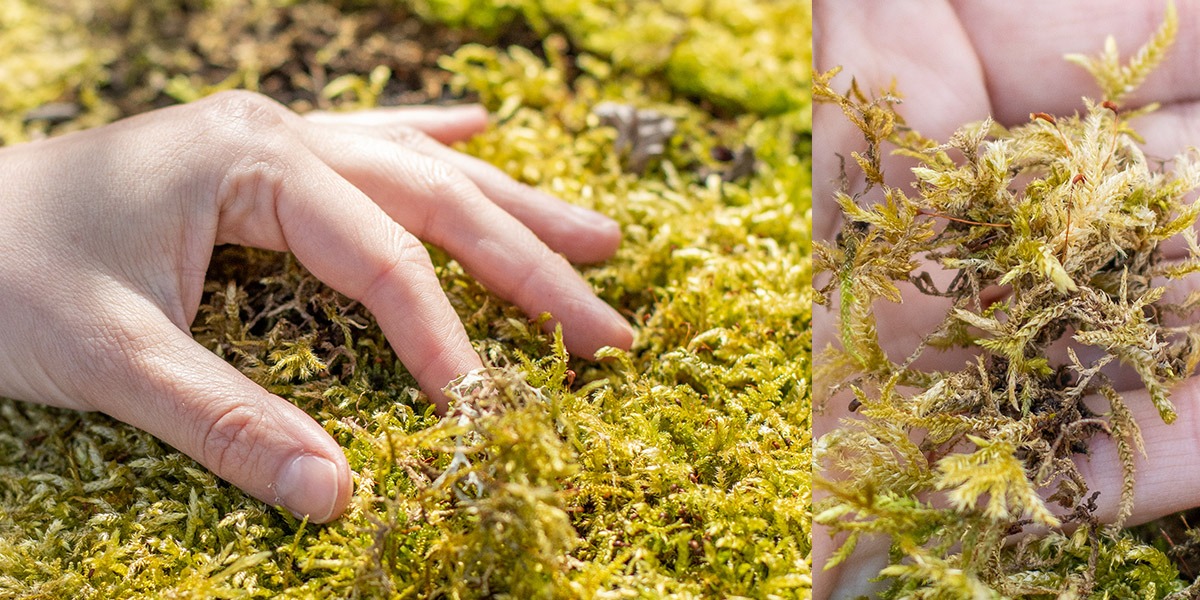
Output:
[{"xmin": 407, "ymin": 0, "xmax": 811, "ymax": 117}]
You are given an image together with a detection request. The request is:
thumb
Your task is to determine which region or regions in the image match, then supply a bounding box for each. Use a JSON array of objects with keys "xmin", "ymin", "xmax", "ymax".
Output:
[{"xmin": 87, "ymin": 310, "xmax": 353, "ymax": 522}]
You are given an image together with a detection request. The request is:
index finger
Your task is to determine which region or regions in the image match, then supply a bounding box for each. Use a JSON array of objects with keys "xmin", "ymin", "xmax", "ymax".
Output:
[
  {"xmin": 305, "ymin": 109, "xmax": 623, "ymax": 265},
  {"xmin": 289, "ymin": 127, "xmax": 634, "ymax": 359}
]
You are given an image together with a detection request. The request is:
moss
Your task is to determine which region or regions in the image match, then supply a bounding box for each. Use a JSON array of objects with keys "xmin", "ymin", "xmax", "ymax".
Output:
[
  {"xmin": 815, "ymin": 5, "xmax": 1200, "ymax": 597},
  {"xmin": 406, "ymin": 0, "xmax": 811, "ymax": 117},
  {"xmin": 0, "ymin": 0, "xmax": 112, "ymax": 144},
  {"xmin": 0, "ymin": 1, "xmax": 810, "ymax": 598}
]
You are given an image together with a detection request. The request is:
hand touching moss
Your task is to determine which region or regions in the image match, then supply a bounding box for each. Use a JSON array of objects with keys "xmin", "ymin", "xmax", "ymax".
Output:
[
  {"xmin": 816, "ymin": 2, "xmax": 1200, "ymax": 598},
  {"xmin": 0, "ymin": 91, "xmax": 633, "ymax": 524}
]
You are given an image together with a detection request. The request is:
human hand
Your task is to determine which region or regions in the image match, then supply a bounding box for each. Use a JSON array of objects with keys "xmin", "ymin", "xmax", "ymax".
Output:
[
  {"xmin": 0, "ymin": 91, "xmax": 633, "ymax": 525},
  {"xmin": 815, "ymin": 2, "xmax": 1200, "ymax": 597}
]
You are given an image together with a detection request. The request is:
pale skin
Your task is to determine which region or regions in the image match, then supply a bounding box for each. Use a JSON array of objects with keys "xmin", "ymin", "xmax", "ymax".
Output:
[
  {"xmin": 816, "ymin": 1, "xmax": 1200, "ymax": 598},
  {"xmin": 0, "ymin": 90, "xmax": 633, "ymax": 525}
]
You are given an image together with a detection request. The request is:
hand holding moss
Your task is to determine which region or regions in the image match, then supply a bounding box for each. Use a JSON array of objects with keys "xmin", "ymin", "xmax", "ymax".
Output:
[
  {"xmin": 817, "ymin": 2, "xmax": 1200, "ymax": 597},
  {"xmin": 0, "ymin": 91, "xmax": 633, "ymax": 524}
]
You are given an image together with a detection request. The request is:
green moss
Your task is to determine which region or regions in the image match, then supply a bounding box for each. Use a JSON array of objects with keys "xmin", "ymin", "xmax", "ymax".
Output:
[{"xmin": 0, "ymin": 1, "xmax": 810, "ymax": 598}]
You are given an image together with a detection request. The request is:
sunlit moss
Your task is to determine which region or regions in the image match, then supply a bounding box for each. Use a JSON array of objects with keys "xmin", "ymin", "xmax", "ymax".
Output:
[
  {"xmin": 0, "ymin": 0, "xmax": 112, "ymax": 144},
  {"xmin": 0, "ymin": 0, "xmax": 809, "ymax": 598},
  {"xmin": 407, "ymin": 0, "xmax": 811, "ymax": 116}
]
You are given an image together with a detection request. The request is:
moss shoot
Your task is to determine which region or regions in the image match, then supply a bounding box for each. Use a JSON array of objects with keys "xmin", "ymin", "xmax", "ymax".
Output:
[
  {"xmin": 816, "ymin": 5, "xmax": 1200, "ymax": 598},
  {"xmin": 0, "ymin": 0, "xmax": 810, "ymax": 598}
]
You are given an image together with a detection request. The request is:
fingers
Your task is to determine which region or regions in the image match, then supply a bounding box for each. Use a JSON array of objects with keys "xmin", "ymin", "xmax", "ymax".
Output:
[
  {"xmin": 951, "ymin": 1, "xmax": 1200, "ymax": 124},
  {"xmin": 1078, "ymin": 378, "xmax": 1200, "ymax": 527},
  {"xmin": 290, "ymin": 127, "xmax": 634, "ymax": 359},
  {"xmin": 813, "ymin": 264, "xmax": 988, "ymax": 377},
  {"xmin": 198, "ymin": 91, "xmax": 626, "ymax": 398},
  {"xmin": 90, "ymin": 308, "xmax": 352, "ymax": 523},
  {"xmin": 813, "ymin": 0, "xmax": 991, "ymax": 242},
  {"xmin": 304, "ymin": 107, "xmax": 623, "ymax": 264},
  {"xmin": 238, "ymin": 147, "xmax": 485, "ymax": 408},
  {"xmin": 202, "ymin": 91, "xmax": 624, "ymax": 399},
  {"xmin": 303, "ymin": 104, "xmax": 490, "ymax": 145},
  {"xmin": 813, "ymin": 529, "xmax": 890, "ymax": 600}
]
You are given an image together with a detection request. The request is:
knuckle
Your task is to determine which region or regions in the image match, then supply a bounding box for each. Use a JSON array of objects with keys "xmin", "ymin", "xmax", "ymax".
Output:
[
  {"xmin": 169, "ymin": 91, "xmax": 298, "ymax": 226},
  {"xmin": 200, "ymin": 402, "xmax": 264, "ymax": 477},
  {"xmin": 392, "ymin": 229, "xmax": 437, "ymax": 278},
  {"xmin": 512, "ymin": 261, "xmax": 551, "ymax": 308},
  {"xmin": 392, "ymin": 227, "xmax": 431, "ymax": 260},
  {"xmin": 201, "ymin": 90, "xmax": 285, "ymax": 126},
  {"xmin": 415, "ymin": 157, "xmax": 475, "ymax": 202},
  {"xmin": 385, "ymin": 125, "xmax": 432, "ymax": 148},
  {"xmin": 409, "ymin": 334, "xmax": 462, "ymax": 386},
  {"xmin": 196, "ymin": 90, "xmax": 289, "ymax": 147},
  {"xmin": 360, "ymin": 228, "xmax": 434, "ymax": 302},
  {"xmin": 218, "ymin": 151, "xmax": 290, "ymax": 213}
]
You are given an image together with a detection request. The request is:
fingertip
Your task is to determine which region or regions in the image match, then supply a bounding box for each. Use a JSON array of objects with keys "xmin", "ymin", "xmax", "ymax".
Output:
[
  {"xmin": 328, "ymin": 448, "xmax": 355, "ymax": 521},
  {"xmin": 427, "ymin": 389, "xmax": 452, "ymax": 415},
  {"xmin": 596, "ymin": 329, "xmax": 636, "ymax": 357},
  {"xmin": 304, "ymin": 104, "xmax": 489, "ymax": 144},
  {"xmin": 420, "ymin": 350, "xmax": 485, "ymax": 415},
  {"xmin": 330, "ymin": 453, "xmax": 354, "ymax": 521},
  {"xmin": 602, "ymin": 305, "xmax": 637, "ymax": 353},
  {"xmin": 449, "ymin": 103, "xmax": 489, "ymax": 123},
  {"xmin": 562, "ymin": 205, "xmax": 623, "ymax": 263},
  {"xmin": 269, "ymin": 404, "xmax": 354, "ymax": 523},
  {"xmin": 559, "ymin": 301, "xmax": 635, "ymax": 359}
]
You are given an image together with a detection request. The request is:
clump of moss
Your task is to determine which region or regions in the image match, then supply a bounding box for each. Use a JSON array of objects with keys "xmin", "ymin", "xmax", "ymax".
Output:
[
  {"xmin": 815, "ymin": 5, "xmax": 1200, "ymax": 597},
  {"xmin": 406, "ymin": 0, "xmax": 810, "ymax": 117},
  {"xmin": 0, "ymin": 0, "xmax": 809, "ymax": 598}
]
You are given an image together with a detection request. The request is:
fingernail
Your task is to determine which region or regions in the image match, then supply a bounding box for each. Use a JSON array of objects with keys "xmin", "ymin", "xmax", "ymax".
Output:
[
  {"xmin": 276, "ymin": 454, "xmax": 339, "ymax": 522},
  {"xmin": 569, "ymin": 204, "xmax": 620, "ymax": 232}
]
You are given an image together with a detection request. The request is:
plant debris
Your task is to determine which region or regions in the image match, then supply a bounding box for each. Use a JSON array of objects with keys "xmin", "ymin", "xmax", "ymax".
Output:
[{"xmin": 592, "ymin": 101, "xmax": 676, "ymax": 174}]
